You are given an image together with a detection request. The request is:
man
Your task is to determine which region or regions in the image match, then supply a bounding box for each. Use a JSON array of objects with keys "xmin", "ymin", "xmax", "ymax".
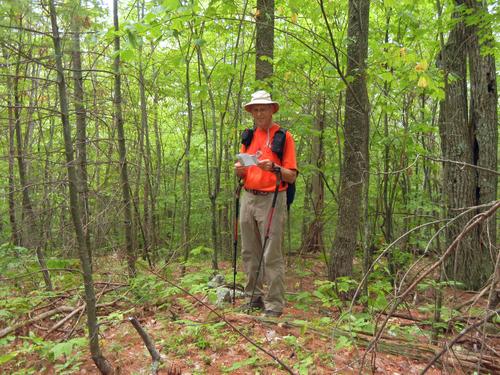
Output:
[{"xmin": 235, "ymin": 90, "xmax": 297, "ymax": 317}]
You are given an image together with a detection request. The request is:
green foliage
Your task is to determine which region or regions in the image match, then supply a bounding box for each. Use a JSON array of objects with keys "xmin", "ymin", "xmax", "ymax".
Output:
[
  {"xmin": 2, "ymin": 333, "xmax": 86, "ymax": 374},
  {"xmin": 334, "ymin": 335, "xmax": 353, "ymax": 351},
  {"xmin": 366, "ymin": 278, "xmax": 392, "ymax": 310},
  {"xmin": 282, "ymin": 334, "xmax": 314, "ymax": 374},
  {"xmin": 287, "ymin": 291, "xmax": 313, "ymax": 311},
  {"xmin": 338, "ymin": 312, "xmax": 375, "ymax": 334},
  {"xmin": 0, "ymin": 243, "xmax": 31, "ymax": 274},
  {"xmin": 312, "ymin": 278, "xmax": 357, "ymax": 308},
  {"xmin": 130, "ymin": 274, "xmax": 180, "ymax": 304},
  {"xmin": 221, "ymin": 356, "xmax": 259, "ymax": 372}
]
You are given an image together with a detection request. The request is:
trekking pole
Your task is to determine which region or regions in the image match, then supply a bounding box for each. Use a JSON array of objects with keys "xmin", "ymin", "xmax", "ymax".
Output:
[
  {"xmin": 232, "ymin": 179, "xmax": 243, "ymax": 305},
  {"xmin": 248, "ymin": 167, "xmax": 282, "ymax": 309}
]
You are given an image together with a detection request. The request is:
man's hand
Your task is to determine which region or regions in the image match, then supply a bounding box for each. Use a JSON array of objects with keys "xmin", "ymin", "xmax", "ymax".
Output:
[
  {"xmin": 257, "ymin": 159, "xmax": 275, "ymax": 172},
  {"xmin": 234, "ymin": 162, "xmax": 247, "ymax": 178},
  {"xmin": 258, "ymin": 159, "xmax": 297, "ymax": 183}
]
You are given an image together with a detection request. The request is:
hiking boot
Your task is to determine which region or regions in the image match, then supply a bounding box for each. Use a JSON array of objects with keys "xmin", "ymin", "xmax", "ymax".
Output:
[
  {"xmin": 240, "ymin": 297, "xmax": 264, "ymax": 311},
  {"xmin": 263, "ymin": 309, "xmax": 282, "ymax": 318}
]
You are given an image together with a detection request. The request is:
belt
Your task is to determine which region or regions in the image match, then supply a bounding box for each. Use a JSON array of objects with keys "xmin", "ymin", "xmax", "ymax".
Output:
[{"xmin": 245, "ymin": 188, "xmax": 271, "ymax": 196}]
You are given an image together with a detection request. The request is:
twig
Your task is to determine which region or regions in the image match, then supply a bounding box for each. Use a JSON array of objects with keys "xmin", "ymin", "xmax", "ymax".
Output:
[
  {"xmin": 454, "ymin": 284, "xmax": 491, "ymax": 311},
  {"xmin": 128, "ymin": 317, "xmax": 162, "ymax": 375},
  {"xmin": 423, "ymin": 155, "xmax": 500, "ymax": 176},
  {"xmin": 420, "ymin": 308, "xmax": 500, "ymax": 374}
]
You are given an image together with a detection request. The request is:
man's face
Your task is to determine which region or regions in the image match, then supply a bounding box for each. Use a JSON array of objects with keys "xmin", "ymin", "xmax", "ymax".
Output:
[{"xmin": 249, "ymin": 104, "xmax": 274, "ymax": 129}]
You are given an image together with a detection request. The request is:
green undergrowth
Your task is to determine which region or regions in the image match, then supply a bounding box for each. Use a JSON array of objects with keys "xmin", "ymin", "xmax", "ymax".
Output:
[
  {"xmin": 0, "ymin": 243, "xmax": 494, "ymax": 374},
  {"xmin": 0, "ymin": 334, "xmax": 86, "ymax": 374}
]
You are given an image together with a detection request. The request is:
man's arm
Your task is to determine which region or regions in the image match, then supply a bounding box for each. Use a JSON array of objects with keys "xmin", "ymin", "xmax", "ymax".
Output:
[{"xmin": 279, "ymin": 166, "xmax": 297, "ymax": 184}]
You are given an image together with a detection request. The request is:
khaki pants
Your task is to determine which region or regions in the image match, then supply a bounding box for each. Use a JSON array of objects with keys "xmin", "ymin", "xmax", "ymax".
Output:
[{"xmin": 240, "ymin": 190, "xmax": 286, "ymax": 312}]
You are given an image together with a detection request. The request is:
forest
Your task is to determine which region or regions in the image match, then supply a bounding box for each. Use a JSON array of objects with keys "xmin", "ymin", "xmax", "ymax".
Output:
[{"xmin": 0, "ymin": 0, "xmax": 498, "ymax": 373}]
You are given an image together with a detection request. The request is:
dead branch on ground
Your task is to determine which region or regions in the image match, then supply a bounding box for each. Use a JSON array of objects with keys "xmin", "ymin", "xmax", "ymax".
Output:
[{"xmin": 128, "ymin": 317, "xmax": 163, "ymax": 375}]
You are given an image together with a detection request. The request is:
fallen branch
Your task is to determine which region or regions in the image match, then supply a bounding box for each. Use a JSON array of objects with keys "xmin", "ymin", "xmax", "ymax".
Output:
[
  {"xmin": 0, "ymin": 306, "xmax": 74, "ymax": 338},
  {"xmin": 47, "ymin": 303, "xmax": 85, "ymax": 335},
  {"xmin": 1, "ymin": 294, "xmax": 125, "ymax": 340},
  {"xmin": 47, "ymin": 283, "xmax": 125, "ymax": 336},
  {"xmin": 129, "ymin": 317, "xmax": 162, "ymax": 375},
  {"xmin": 420, "ymin": 308, "xmax": 500, "ymax": 374}
]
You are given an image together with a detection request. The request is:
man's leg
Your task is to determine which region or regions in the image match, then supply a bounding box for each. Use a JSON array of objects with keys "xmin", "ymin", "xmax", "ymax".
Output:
[
  {"xmin": 254, "ymin": 192, "xmax": 286, "ymax": 313},
  {"xmin": 240, "ymin": 192, "xmax": 265, "ymax": 303}
]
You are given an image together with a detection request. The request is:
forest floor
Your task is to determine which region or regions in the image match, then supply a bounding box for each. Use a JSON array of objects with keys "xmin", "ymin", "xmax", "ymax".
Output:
[{"xmin": 1, "ymin": 250, "xmax": 498, "ymax": 374}]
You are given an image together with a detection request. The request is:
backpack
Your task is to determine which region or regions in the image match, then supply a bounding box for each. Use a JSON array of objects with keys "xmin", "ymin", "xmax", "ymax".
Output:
[{"xmin": 241, "ymin": 127, "xmax": 296, "ymax": 210}]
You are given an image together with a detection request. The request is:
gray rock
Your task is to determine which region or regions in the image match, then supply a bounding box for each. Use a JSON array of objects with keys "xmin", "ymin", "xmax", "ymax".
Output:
[
  {"xmin": 215, "ymin": 286, "xmax": 245, "ymax": 306},
  {"xmin": 207, "ymin": 274, "xmax": 226, "ymax": 289}
]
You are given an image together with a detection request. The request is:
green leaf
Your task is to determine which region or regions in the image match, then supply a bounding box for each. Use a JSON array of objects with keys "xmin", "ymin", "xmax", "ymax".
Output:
[
  {"xmin": 120, "ymin": 48, "xmax": 135, "ymax": 62},
  {"xmin": 373, "ymin": 294, "xmax": 388, "ymax": 310},
  {"xmin": 51, "ymin": 342, "xmax": 74, "ymax": 360},
  {"xmin": 0, "ymin": 352, "xmax": 17, "ymax": 365},
  {"xmin": 163, "ymin": 0, "xmax": 180, "ymax": 11},
  {"xmin": 222, "ymin": 356, "xmax": 258, "ymax": 372},
  {"xmin": 50, "ymin": 338, "xmax": 87, "ymax": 360},
  {"xmin": 335, "ymin": 335, "xmax": 352, "ymax": 350},
  {"xmin": 126, "ymin": 29, "xmax": 138, "ymax": 49}
]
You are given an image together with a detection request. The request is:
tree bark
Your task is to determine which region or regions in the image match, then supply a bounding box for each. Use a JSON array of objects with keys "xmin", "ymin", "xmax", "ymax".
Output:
[
  {"xmin": 47, "ymin": 1, "xmax": 112, "ymax": 373},
  {"xmin": 137, "ymin": 0, "xmax": 155, "ymax": 263},
  {"xmin": 71, "ymin": 0, "xmax": 92, "ymax": 262},
  {"xmin": 255, "ymin": 0, "xmax": 274, "ymax": 85},
  {"xmin": 302, "ymin": 96, "xmax": 325, "ymax": 253},
  {"xmin": 4, "ymin": 51, "xmax": 20, "ymax": 245},
  {"xmin": 328, "ymin": 0, "xmax": 370, "ymax": 281},
  {"xmin": 12, "ymin": 22, "xmax": 52, "ymax": 290},
  {"xmin": 465, "ymin": 0, "xmax": 497, "ymax": 271},
  {"xmin": 438, "ymin": 0, "xmax": 497, "ymax": 289},
  {"xmin": 196, "ymin": 43, "xmax": 221, "ymax": 270},
  {"xmin": 438, "ymin": 16, "xmax": 478, "ymax": 287},
  {"xmin": 113, "ymin": 0, "xmax": 136, "ymax": 278},
  {"xmin": 182, "ymin": 41, "xmax": 194, "ymax": 266}
]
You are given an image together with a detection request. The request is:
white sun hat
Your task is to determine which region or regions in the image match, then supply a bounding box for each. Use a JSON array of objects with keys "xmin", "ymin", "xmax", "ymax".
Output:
[{"xmin": 243, "ymin": 90, "xmax": 279, "ymax": 113}]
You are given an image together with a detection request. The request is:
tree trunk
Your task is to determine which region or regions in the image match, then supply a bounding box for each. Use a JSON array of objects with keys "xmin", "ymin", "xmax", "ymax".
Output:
[
  {"xmin": 113, "ymin": 0, "xmax": 136, "ymax": 277},
  {"xmin": 182, "ymin": 44, "xmax": 194, "ymax": 265},
  {"xmin": 255, "ymin": 0, "xmax": 274, "ymax": 85},
  {"xmin": 438, "ymin": 0, "xmax": 496, "ymax": 289},
  {"xmin": 196, "ymin": 43, "xmax": 220, "ymax": 270},
  {"xmin": 151, "ymin": 88, "xmax": 162, "ymax": 250},
  {"xmin": 137, "ymin": 0, "xmax": 154, "ymax": 263},
  {"xmin": 328, "ymin": 0, "xmax": 370, "ymax": 281},
  {"xmin": 4, "ymin": 53, "xmax": 20, "ymax": 245},
  {"xmin": 438, "ymin": 18, "xmax": 477, "ymax": 286},
  {"xmin": 465, "ymin": 0, "xmax": 497, "ymax": 272},
  {"xmin": 47, "ymin": 1, "xmax": 112, "ymax": 373},
  {"xmin": 71, "ymin": 0, "xmax": 92, "ymax": 262},
  {"xmin": 302, "ymin": 96, "xmax": 325, "ymax": 253},
  {"xmin": 12, "ymin": 29, "xmax": 52, "ymax": 290}
]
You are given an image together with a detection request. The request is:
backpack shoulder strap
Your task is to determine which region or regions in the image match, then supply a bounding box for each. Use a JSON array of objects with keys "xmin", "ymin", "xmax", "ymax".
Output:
[
  {"xmin": 241, "ymin": 128, "xmax": 254, "ymax": 150},
  {"xmin": 271, "ymin": 127, "xmax": 287, "ymax": 162}
]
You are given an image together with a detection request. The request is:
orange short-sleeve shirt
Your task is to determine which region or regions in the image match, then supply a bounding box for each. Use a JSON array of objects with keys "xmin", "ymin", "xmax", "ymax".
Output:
[{"xmin": 241, "ymin": 124, "xmax": 297, "ymax": 192}]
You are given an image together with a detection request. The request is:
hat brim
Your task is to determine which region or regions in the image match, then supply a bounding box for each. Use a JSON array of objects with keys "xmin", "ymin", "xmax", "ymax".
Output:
[{"xmin": 244, "ymin": 101, "xmax": 279, "ymax": 113}]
